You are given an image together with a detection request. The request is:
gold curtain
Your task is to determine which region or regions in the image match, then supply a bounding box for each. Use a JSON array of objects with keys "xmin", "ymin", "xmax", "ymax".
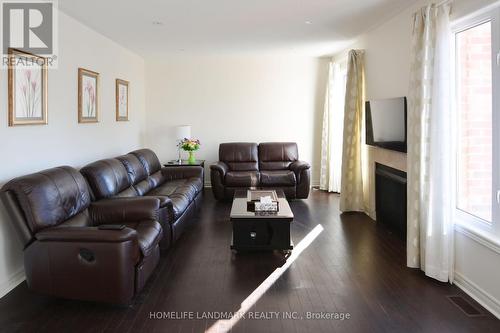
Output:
[{"xmin": 339, "ymin": 50, "xmax": 365, "ymax": 212}]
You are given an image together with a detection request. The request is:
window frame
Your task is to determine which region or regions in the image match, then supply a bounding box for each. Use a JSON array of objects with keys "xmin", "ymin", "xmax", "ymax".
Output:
[{"xmin": 452, "ymin": 8, "xmax": 500, "ymax": 238}]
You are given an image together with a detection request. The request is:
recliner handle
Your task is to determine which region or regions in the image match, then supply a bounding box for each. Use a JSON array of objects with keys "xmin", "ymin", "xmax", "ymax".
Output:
[{"xmin": 79, "ymin": 248, "xmax": 95, "ymax": 263}]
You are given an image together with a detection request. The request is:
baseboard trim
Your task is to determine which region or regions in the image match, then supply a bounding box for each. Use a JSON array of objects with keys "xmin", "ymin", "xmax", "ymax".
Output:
[
  {"xmin": 0, "ymin": 268, "xmax": 25, "ymax": 299},
  {"xmin": 454, "ymin": 271, "xmax": 500, "ymax": 319}
]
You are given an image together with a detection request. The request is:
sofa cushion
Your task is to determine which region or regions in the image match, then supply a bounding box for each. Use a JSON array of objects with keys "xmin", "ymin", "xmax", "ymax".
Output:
[
  {"xmin": 168, "ymin": 194, "xmax": 190, "ymax": 220},
  {"xmin": 145, "ymin": 178, "xmax": 202, "ymax": 219},
  {"xmin": 58, "ymin": 212, "xmax": 92, "ymax": 228},
  {"xmin": 116, "ymin": 154, "xmax": 148, "ymax": 185},
  {"xmin": 130, "ymin": 149, "xmax": 162, "ymax": 175},
  {"xmin": 219, "ymin": 143, "xmax": 259, "ymax": 171},
  {"xmin": 146, "ymin": 178, "xmax": 201, "ymax": 197},
  {"xmin": 260, "ymin": 170, "xmax": 296, "ymax": 186},
  {"xmin": 225, "ymin": 171, "xmax": 260, "ymax": 187},
  {"xmin": 2, "ymin": 166, "xmax": 91, "ymax": 233},
  {"xmin": 80, "ymin": 159, "xmax": 134, "ymax": 200},
  {"xmin": 125, "ymin": 220, "xmax": 162, "ymax": 257},
  {"xmin": 258, "ymin": 142, "xmax": 298, "ymax": 170},
  {"xmin": 133, "ymin": 179, "xmax": 154, "ymax": 196},
  {"xmin": 148, "ymin": 171, "xmax": 164, "ymax": 188}
]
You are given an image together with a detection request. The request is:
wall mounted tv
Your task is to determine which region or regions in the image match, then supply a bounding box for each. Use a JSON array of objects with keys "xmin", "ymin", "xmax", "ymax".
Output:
[{"xmin": 365, "ymin": 97, "xmax": 407, "ymax": 153}]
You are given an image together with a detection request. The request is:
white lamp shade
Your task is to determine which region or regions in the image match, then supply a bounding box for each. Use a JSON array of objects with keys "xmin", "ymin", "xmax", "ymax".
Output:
[{"xmin": 175, "ymin": 125, "xmax": 191, "ymax": 140}]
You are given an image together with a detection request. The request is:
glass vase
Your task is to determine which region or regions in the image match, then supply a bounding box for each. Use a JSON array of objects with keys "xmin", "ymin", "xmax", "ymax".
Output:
[{"xmin": 187, "ymin": 151, "xmax": 196, "ymax": 164}]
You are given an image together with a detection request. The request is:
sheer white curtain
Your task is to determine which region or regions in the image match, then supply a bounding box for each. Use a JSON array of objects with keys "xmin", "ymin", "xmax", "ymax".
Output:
[
  {"xmin": 407, "ymin": 3, "xmax": 453, "ymax": 282},
  {"xmin": 320, "ymin": 61, "xmax": 346, "ymax": 193}
]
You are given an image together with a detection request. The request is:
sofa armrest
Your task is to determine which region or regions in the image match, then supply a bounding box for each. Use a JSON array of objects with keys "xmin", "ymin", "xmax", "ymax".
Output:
[
  {"xmin": 89, "ymin": 197, "xmax": 160, "ymax": 225},
  {"xmin": 160, "ymin": 166, "xmax": 203, "ymax": 181},
  {"xmin": 290, "ymin": 161, "xmax": 311, "ymax": 199},
  {"xmin": 36, "ymin": 226, "xmax": 138, "ymax": 243},
  {"xmin": 155, "ymin": 196, "xmax": 173, "ymax": 210},
  {"xmin": 210, "ymin": 161, "xmax": 228, "ymax": 178},
  {"xmin": 289, "ymin": 160, "xmax": 311, "ymax": 175},
  {"xmin": 210, "ymin": 162, "xmax": 228, "ymax": 200}
]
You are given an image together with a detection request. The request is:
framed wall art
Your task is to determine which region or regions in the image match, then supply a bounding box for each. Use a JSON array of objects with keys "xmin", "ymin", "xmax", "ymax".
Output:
[
  {"xmin": 116, "ymin": 79, "xmax": 129, "ymax": 121},
  {"xmin": 8, "ymin": 48, "xmax": 48, "ymax": 126},
  {"xmin": 78, "ymin": 68, "xmax": 99, "ymax": 123}
]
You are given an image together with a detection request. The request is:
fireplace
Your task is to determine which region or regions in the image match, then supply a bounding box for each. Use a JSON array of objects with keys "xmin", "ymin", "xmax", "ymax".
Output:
[{"xmin": 375, "ymin": 163, "xmax": 407, "ymax": 241}]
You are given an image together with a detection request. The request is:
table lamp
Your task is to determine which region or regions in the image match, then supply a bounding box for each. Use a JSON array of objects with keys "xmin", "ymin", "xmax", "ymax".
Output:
[{"xmin": 175, "ymin": 125, "xmax": 191, "ymax": 163}]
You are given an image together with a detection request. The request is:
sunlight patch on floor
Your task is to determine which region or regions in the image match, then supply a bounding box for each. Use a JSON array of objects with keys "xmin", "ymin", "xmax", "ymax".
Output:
[{"xmin": 205, "ymin": 224, "xmax": 324, "ymax": 333}]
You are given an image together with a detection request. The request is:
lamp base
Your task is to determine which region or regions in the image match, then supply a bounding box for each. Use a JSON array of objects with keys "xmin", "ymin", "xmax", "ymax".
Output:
[{"xmin": 177, "ymin": 145, "xmax": 183, "ymax": 163}]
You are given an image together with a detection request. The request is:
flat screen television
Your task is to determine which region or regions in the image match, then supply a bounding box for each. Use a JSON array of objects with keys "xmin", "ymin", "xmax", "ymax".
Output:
[{"xmin": 365, "ymin": 97, "xmax": 407, "ymax": 153}]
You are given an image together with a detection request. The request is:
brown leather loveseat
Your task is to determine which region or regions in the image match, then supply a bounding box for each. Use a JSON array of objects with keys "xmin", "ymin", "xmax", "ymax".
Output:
[{"xmin": 210, "ymin": 142, "xmax": 310, "ymax": 200}]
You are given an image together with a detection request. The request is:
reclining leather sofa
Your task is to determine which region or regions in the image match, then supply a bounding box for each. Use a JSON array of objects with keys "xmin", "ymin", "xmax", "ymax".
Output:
[
  {"xmin": 1, "ymin": 166, "xmax": 162, "ymax": 304},
  {"xmin": 0, "ymin": 149, "xmax": 203, "ymax": 304},
  {"xmin": 210, "ymin": 142, "xmax": 310, "ymax": 200},
  {"xmin": 81, "ymin": 149, "xmax": 203, "ymax": 249}
]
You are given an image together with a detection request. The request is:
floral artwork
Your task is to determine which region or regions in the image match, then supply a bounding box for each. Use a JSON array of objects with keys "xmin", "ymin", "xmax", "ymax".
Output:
[
  {"xmin": 116, "ymin": 79, "xmax": 129, "ymax": 121},
  {"xmin": 8, "ymin": 49, "xmax": 48, "ymax": 126},
  {"xmin": 78, "ymin": 68, "xmax": 99, "ymax": 123},
  {"xmin": 83, "ymin": 77, "xmax": 96, "ymax": 117},
  {"xmin": 17, "ymin": 69, "xmax": 42, "ymax": 118}
]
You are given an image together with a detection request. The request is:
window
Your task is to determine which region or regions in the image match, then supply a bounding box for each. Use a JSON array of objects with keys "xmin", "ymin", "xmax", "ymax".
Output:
[
  {"xmin": 454, "ymin": 8, "xmax": 500, "ymax": 236},
  {"xmin": 456, "ymin": 21, "xmax": 493, "ymax": 223}
]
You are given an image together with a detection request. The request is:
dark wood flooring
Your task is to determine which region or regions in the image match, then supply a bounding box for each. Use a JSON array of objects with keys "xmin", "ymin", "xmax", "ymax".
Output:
[{"xmin": 1, "ymin": 189, "xmax": 499, "ymax": 333}]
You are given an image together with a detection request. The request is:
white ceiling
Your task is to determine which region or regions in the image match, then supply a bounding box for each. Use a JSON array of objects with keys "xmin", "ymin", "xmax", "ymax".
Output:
[{"xmin": 59, "ymin": 0, "xmax": 417, "ymax": 57}]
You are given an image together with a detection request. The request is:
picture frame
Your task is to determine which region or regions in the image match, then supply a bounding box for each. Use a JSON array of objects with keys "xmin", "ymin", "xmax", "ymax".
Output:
[
  {"xmin": 8, "ymin": 48, "xmax": 48, "ymax": 126},
  {"xmin": 78, "ymin": 68, "xmax": 99, "ymax": 123},
  {"xmin": 116, "ymin": 79, "xmax": 129, "ymax": 121}
]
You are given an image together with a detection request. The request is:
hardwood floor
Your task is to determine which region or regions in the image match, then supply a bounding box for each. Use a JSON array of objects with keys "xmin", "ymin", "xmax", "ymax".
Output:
[{"xmin": 1, "ymin": 189, "xmax": 499, "ymax": 333}]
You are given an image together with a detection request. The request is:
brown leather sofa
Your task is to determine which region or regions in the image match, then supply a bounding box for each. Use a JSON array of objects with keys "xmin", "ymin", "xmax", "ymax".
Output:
[
  {"xmin": 81, "ymin": 149, "xmax": 203, "ymax": 249},
  {"xmin": 0, "ymin": 166, "xmax": 162, "ymax": 304},
  {"xmin": 0, "ymin": 149, "xmax": 203, "ymax": 304},
  {"xmin": 210, "ymin": 142, "xmax": 311, "ymax": 200}
]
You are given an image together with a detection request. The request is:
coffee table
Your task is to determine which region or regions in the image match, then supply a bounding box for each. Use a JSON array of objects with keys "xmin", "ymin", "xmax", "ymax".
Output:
[{"xmin": 230, "ymin": 189, "xmax": 293, "ymax": 253}]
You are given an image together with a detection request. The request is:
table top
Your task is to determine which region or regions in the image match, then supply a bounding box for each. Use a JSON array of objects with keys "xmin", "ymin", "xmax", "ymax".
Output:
[
  {"xmin": 164, "ymin": 160, "xmax": 205, "ymax": 167},
  {"xmin": 230, "ymin": 189, "xmax": 294, "ymax": 219}
]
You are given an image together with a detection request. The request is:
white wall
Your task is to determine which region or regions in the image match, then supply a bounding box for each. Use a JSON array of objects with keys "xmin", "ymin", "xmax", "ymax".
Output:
[
  {"xmin": 0, "ymin": 12, "xmax": 146, "ymax": 297},
  {"xmin": 145, "ymin": 55, "xmax": 328, "ymax": 185},
  {"xmin": 333, "ymin": 0, "xmax": 500, "ymax": 318}
]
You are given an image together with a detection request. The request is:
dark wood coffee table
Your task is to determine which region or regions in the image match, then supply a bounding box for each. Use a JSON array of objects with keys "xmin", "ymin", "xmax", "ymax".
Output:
[{"xmin": 230, "ymin": 189, "xmax": 293, "ymax": 253}]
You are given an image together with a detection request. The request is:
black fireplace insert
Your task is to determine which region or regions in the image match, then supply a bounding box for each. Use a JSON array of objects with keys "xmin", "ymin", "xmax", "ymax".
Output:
[{"xmin": 375, "ymin": 163, "xmax": 407, "ymax": 241}]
